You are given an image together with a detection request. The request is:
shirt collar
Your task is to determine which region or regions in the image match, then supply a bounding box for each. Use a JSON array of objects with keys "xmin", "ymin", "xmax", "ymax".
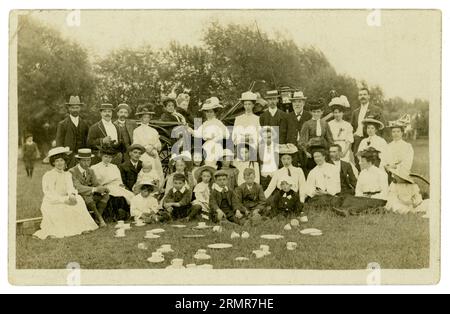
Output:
[
  {"xmin": 173, "ymin": 186, "xmax": 187, "ymax": 194},
  {"xmin": 213, "ymin": 184, "xmax": 228, "ymax": 193},
  {"xmin": 268, "ymin": 107, "xmax": 278, "ymax": 115},
  {"xmin": 102, "ymin": 119, "xmax": 113, "ymax": 125},
  {"xmin": 78, "ymin": 164, "xmax": 86, "ymax": 173},
  {"xmin": 70, "ymin": 115, "xmax": 79, "ymax": 121}
]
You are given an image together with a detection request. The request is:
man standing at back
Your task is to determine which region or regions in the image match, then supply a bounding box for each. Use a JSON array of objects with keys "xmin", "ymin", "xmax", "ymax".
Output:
[
  {"xmin": 351, "ymin": 88, "xmax": 386, "ymax": 162},
  {"xmin": 259, "ymin": 90, "xmax": 290, "ymax": 145},
  {"xmin": 114, "ymin": 103, "xmax": 137, "ymax": 161},
  {"xmin": 55, "ymin": 96, "xmax": 90, "ymax": 168}
]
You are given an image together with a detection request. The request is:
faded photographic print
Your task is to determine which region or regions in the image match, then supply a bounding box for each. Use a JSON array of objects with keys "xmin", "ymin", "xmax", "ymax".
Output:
[{"xmin": 8, "ymin": 9, "xmax": 441, "ymax": 285}]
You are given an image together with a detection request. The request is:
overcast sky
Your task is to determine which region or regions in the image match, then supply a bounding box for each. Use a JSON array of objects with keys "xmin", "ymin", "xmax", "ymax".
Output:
[{"xmin": 29, "ymin": 10, "xmax": 440, "ymax": 102}]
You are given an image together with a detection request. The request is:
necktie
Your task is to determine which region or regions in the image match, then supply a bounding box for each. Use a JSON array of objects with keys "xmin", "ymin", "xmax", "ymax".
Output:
[
  {"xmin": 297, "ymin": 113, "xmax": 302, "ymax": 121},
  {"xmin": 287, "ymin": 167, "xmax": 292, "ymax": 177},
  {"xmin": 316, "ymin": 120, "xmax": 322, "ymax": 137},
  {"xmin": 83, "ymin": 171, "xmax": 87, "ymax": 180}
]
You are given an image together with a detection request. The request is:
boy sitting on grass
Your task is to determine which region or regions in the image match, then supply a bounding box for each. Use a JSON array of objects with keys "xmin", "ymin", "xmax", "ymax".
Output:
[
  {"xmin": 271, "ymin": 177, "xmax": 303, "ymax": 217},
  {"xmin": 234, "ymin": 168, "xmax": 268, "ymax": 221},
  {"xmin": 130, "ymin": 180, "xmax": 169, "ymax": 223},
  {"xmin": 209, "ymin": 170, "xmax": 241, "ymax": 224},
  {"xmin": 163, "ymin": 173, "xmax": 193, "ymax": 220}
]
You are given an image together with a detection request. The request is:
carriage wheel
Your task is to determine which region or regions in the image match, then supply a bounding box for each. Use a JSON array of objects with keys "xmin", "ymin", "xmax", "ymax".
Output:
[{"xmin": 159, "ymin": 139, "xmax": 173, "ymax": 176}]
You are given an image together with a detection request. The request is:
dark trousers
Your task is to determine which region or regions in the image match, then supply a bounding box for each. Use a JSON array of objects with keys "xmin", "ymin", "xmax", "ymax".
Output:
[
  {"xmin": 353, "ymin": 135, "xmax": 363, "ymax": 171},
  {"xmin": 83, "ymin": 193, "xmax": 109, "ymax": 223},
  {"xmin": 105, "ymin": 196, "xmax": 130, "ymax": 222},
  {"xmin": 260, "ymin": 175, "xmax": 272, "ymax": 191},
  {"xmin": 24, "ymin": 159, "xmax": 35, "ymax": 177},
  {"xmin": 340, "ymin": 196, "xmax": 387, "ymax": 215},
  {"xmin": 171, "ymin": 205, "xmax": 191, "ymax": 220}
]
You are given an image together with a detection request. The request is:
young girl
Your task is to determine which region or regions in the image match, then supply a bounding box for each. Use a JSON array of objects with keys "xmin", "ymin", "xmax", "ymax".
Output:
[
  {"xmin": 217, "ymin": 149, "xmax": 239, "ymax": 190},
  {"xmin": 385, "ymin": 168, "xmax": 428, "ymax": 215},
  {"xmin": 233, "ymin": 144, "xmax": 260, "ymax": 186},
  {"xmin": 191, "ymin": 151, "xmax": 205, "ymax": 186},
  {"xmin": 189, "ymin": 166, "xmax": 215, "ymax": 221},
  {"xmin": 164, "ymin": 159, "xmax": 195, "ymax": 197},
  {"xmin": 22, "ymin": 134, "xmax": 40, "ymax": 178},
  {"xmin": 130, "ymin": 181, "xmax": 161, "ymax": 223}
]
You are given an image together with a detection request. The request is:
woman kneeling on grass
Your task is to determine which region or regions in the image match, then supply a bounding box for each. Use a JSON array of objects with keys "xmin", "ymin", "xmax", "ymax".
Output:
[
  {"xmin": 33, "ymin": 147, "xmax": 98, "ymax": 240},
  {"xmin": 333, "ymin": 147, "xmax": 388, "ymax": 217}
]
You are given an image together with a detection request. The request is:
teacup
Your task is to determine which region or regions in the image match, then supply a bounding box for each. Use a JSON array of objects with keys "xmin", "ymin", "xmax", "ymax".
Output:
[
  {"xmin": 161, "ymin": 244, "xmax": 172, "ymax": 250},
  {"xmin": 284, "ymin": 224, "xmax": 292, "ymax": 231},
  {"xmin": 197, "ymin": 249, "xmax": 207, "ymax": 255},
  {"xmin": 115, "ymin": 229, "xmax": 125, "ymax": 237},
  {"xmin": 212, "ymin": 226, "xmax": 223, "ymax": 233},
  {"xmin": 253, "ymin": 250, "xmax": 265, "ymax": 259},
  {"xmin": 137, "ymin": 243, "xmax": 148, "ymax": 250},
  {"xmin": 300, "ymin": 216, "xmax": 309, "ymax": 223},
  {"xmin": 117, "ymin": 220, "xmax": 124, "ymax": 226},
  {"xmin": 290, "ymin": 219, "xmax": 300, "ymax": 227},
  {"xmin": 146, "ymin": 230, "xmax": 154, "ymax": 237},
  {"xmin": 171, "ymin": 258, "xmax": 184, "ymax": 267},
  {"xmin": 260, "ymin": 245, "xmax": 270, "ymax": 252},
  {"xmin": 198, "ymin": 222, "xmax": 207, "ymax": 228},
  {"xmin": 231, "ymin": 231, "xmax": 240, "ymax": 239},
  {"xmin": 241, "ymin": 232, "xmax": 250, "ymax": 239},
  {"xmin": 151, "ymin": 252, "xmax": 163, "ymax": 259}
]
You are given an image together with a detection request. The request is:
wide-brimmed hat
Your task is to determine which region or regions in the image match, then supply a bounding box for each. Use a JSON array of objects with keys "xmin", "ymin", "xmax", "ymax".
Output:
[
  {"xmin": 116, "ymin": 103, "xmax": 131, "ymax": 112},
  {"xmin": 136, "ymin": 106, "xmax": 155, "ymax": 116},
  {"xmin": 307, "ymin": 98, "xmax": 326, "ymax": 111},
  {"xmin": 75, "ymin": 148, "xmax": 95, "ymax": 159},
  {"xmin": 66, "ymin": 96, "xmax": 84, "ymax": 107},
  {"xmin": 240, "ymin": 91, "xmax": 258, "ymax": 102},
  {"xmin": 98, "ymin": 146, "xmax": 117, "ymax": 156},
  {"xmin": 99, "ymin": 103, "xmax": 114, "ymax": 112},
  {"xmin": 264, "ymin": 90, "xmax": 280, "ymax": 100},
  {"xmin": 194, "ymin": 165, "xmax": 216, "ymax": 183},
  {"xmin": 306, "ymin": 138, "xmax": 327, "ymax": 154},
  {"xmin": 279, "ymin": 144, "xmax": 298, "ymax": 155},
  {"xmin": 134, "ymin": 180, "xmax": 158, "ymax": 192},
  {"xmin": 329, "ymin": 95, "xmax": 351, "ymax": 111},
  {"xmin": 362, "ymin": 115, "xmax": 385, "ymax": 130},
  {"xmin": 390, "ymin": 168, "xmax": 415, "ymax": 184},
  {"xmin": 170, "ymin": 151, "xmax": 192, "ymax": 162},
  {"xmin": 387, "ymin": 120, "xmax": 406, "ymax": 130},
  {"xmin": 127, "ymin": 144, "xmax": 146, "ymax": 153},
  {"xmin": 200, "ymin": 97, "xmax": 223, "ymax": 111},
  {"xmin": 290, "ymin": 91, "xmax": 307, "ymax": 100},
  {"xmin": 357, "ymin": 147, "xmax": 381, "ymax": 159},
  {"xmin": 48, "ymin": 146, "xmax": 72, "ymax": 159}
]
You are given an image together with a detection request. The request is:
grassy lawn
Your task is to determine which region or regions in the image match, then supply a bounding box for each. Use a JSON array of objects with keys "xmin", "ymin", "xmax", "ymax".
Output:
[{"xmin": 14, "ymin": 139, "xmax": 431, "ymax": 270}]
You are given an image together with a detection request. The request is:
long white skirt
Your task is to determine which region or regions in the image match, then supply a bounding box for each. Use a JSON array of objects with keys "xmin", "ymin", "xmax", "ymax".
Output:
[{"xmin": 33, "ymin": 195, "xmax": 98, "ymax": 240}]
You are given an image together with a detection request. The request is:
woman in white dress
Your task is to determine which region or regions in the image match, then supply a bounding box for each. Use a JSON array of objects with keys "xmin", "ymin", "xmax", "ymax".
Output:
[
  {"xmin": 232, "ymin": 91, "xmax": 261, "ymax": 150},
  {"xmin": 34, "ymin": 147, "xmax": 98, "ymax": 240},
  {"xmin": 357, "ymin": 116, "xmax": 388, "ymax": 168},
  {"xmin": 194, "ymin": 97, "xmax": 230, "ymax": 167},
  {"xmin": 328, "ymin": 96, "xmax": 354, "ymax": 162},
  {"xmin": 132, "ymin": 106, "xmax": 164, "ymax": 186}
]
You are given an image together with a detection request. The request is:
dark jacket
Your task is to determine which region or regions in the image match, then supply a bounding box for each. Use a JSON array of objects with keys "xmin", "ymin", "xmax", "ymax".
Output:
[
  {"xmin": 299, "ymin": 119, "xmax": 334, "ymax": 151},
  {"xmin": 164, "ymin": 186, "xmax": 193, "ymax": 208},
  {"xmin": 55, "ymin": 116, "xmax": 89, "ymax": 152},
  {"xmin": 259, "ymin": 109, "xmax": 290, "ymax": 144},
  {"xmin": 335, "ymin": 160, "xmax": 357, "ymax": 195},
  {"xmin": 350, "ymin": 104, "xmax": 385, "ymax": 137},
  {"xmin": 275, "ymin": 190, "xmax": 302, "ymax": 213},
  {"xmin": 113, "ymin": 119, "xmax": 137, "ymax": 149},
  {"xmin": 87, "ymin": 120, "xmax": 124, "ymax": 153},
  {"xmin": 69, "ymin": 165, "xmax": 100, "ymax": 197},
  {"xmin": 234, "ymin": 183, "xmax": 266, "ymax": 212},
  {"xmin": 287, "ymin": 110, "xmax": 312, "ymax": 145},
  {"xmin": 119, "ymin": 159, "xmax": 143, "ymax": 191},
  {"xmin": 209, "ymin": 187, "xmax": 239, "ymax": 215}
]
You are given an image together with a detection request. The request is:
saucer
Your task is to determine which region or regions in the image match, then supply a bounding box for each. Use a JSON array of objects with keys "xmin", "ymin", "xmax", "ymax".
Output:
[
  {"xmin": 147, "ymin": 257, "xmax": 164, "ymax": 263},
  {"xmin": 194, "ymin": 254, "xmax": 211, "ymax": 260},
  {"xmin": 183, "ymin": 234, "xmax": 206, "ymax": 238},
  {"xmin": 144, "ymin": 234, "xmax": 161, "ymax": 239},
  {"xmin": 300, "ymin": 228, "xmax": 322, "ymax": 235},
  {"xmin": 171, "ymin": 224, "xmax": 187, "ymax": 228},
  {"xmin": 208, "ymin": 243, "xmax": 233, "ymax": 249},
  {"xmin": 260, "ymin": 234, "xmax": 284, "ymax": 240},
  {"xmin": 149, "ymin": 228, "xmax": 165, "ymax": 234},
  {"xmin": 235, "ymin": 257, "xmax": 249, "ymax": 261}
]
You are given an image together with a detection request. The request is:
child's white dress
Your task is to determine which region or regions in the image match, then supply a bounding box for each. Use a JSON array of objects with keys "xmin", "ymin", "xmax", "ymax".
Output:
[
  {"xmin": 385, "ymin": 182, "xmax": 428, "ymax": 214},
  {"xmin": 192, "ymin": 182, "xmax": 211, "ymax": 219},
  {"xmin": 130, "ymin": 194, "xmax": 159, "ymax": 219}
]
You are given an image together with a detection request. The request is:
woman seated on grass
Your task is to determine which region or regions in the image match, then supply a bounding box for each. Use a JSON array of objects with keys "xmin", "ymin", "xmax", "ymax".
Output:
[
  {"xmin": 333, "ymin": 147, "xmax": 388, "ymax": 217},
  {"xmin": 33, "ymin": 147, "xmax": 98, "ymax": 240}
]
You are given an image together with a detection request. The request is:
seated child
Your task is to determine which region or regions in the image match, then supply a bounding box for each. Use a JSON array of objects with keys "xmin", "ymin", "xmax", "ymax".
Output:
[
  {"xmin": 132, "ymin": 160, "xmax": 162, "ymax": 194},
  {"xmin": 385, "ymin": 168, "xmax": 428, "ymax": 215},
  {"xmin": 163, "ymin": 173, "xmax": 193, "ymax": 220},
  {"xmin": 271, "ymin": 177, "xmax": 303, "ymax": 217},
  {"xmin": 234, "ymin": 168, "xmax": 267, "ymax": 220},
  {"xmin": 217, "ymin": 149, "xmax": 239, "ymax": 190},
  {"xmin": 189, "ymin": 166, "xmax": 215, "ymax": 221},
  {"xmin": 191, "ymin": 151, "xmax": 205, "ymax": 186},
  {"xmin": 209, "ymin": 170, "xmax": 241, "ymax": 224},
  {"xmin": 164, "ymin": 159, "xmax": 195, "ymax": 197},
  {"xmin": 130, "ymin": 181, "xmax": 169, "ymax": 223}
]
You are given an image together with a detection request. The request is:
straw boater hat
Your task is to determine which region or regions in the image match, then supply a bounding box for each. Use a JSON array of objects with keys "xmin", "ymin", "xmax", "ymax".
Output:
[
  {"xmin": 264, "ymin": 90, "xmax": 280, "ymax": 100},
  {"xmin": 136, "ymin": 106, "xmax": 155, "ymax": 116},
  {"xmin": 116, "ymin": 103, "xmax": 131, "ymax": 112},
  {"xmin": 75, "ymin": 148, "xmax": 95, "ymax": 159},
  {"xmin": 290, "ymin": 91, "xmax": 307, "ymax": 101},
  {"xmin": 134, "ymin": 179, "xmax": 158, "ymax": 192},
  {"xmin": 66, "ymin": 96, "xmax": 84, "ymax": 107},
  {"xmin": 278, "ymin": 144, "xmax": 298, "ymax": 155},
  {"xmin": 99, "ymin": 103, "xmax": 114, "ymax": 112},
  {"xmin": 389, "ymin": 167, "xmax": 415, "ymax": 184},
  {"xmin": 328, "ymin": 95, "xmax": 351, "ymax": 111},
  {"xmin": 200, "ymin": 97, "xmax": 223, "ymax": 111},
  {"xmin": 240, "ymin": 91, "xmax": 258, "ymax": 102},
  {"xmin": 362, "ymin": 115, "xmax": 385, "ymax": 130},
  {"xmin": 48, "ymin": 147, "xmax": 72, "ymax": 159},
  {"xmin": 127, "ymin": 144, "xmax": 146, "ymax": 153}
]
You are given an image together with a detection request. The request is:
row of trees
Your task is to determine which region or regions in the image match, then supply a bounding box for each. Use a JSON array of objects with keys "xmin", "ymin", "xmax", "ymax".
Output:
[{"xmin": 17, "ymin": 16, "xmax": 429, "ymax": 145}]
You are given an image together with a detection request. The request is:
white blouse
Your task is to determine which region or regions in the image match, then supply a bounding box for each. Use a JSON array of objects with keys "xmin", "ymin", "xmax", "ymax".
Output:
[
  {"xmin": 355, "ymin": 165, "xmax": 389, "ymax": 200},
  {"xmin": 133, "ymin": 124, "xmax": 162, "ymax": 152},
  {"xmin": 328, "ymin": 119, "xmax": 354, "ymax": 144},
  {"xmin": 306, "ymin": 163, "xmax": 341, "ymax": 197},
  {"xmin": 232, "ymin": 113, "xmax": 261, "ymax": 147},
  {"xmin": 357, "ymin": 135, "xmax": 388, "ymax": 167},
  {"xmin": 265, "ymin": 166, "xmax": 306, "ymax": 202},
  {"xmin": 385, "ymin": 139, "xmax": 414, "ymax": 172},
  {"xmin": 42, "ymin": 169, "xmax": 78, "ymax": 204}
]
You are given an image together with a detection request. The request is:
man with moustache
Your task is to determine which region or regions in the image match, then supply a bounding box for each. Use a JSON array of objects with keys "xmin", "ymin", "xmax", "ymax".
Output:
[
  {"xmin": 114, "ymin": 103, "xmax": 137, "ymax": 161},
  {"xmin": 351, "ymin": 88, "xmax": 386, "ymax": 168},
  {"xmin": 55, "ymin": 96, "xmax": 90, "ymax": 168},
  {"xmin": 259, "ymin": 90, "xmax": 290, "ymax": 145},
  {"xmin": 87, "ymin": 103, "xmax": 124, "ymax": 165}
]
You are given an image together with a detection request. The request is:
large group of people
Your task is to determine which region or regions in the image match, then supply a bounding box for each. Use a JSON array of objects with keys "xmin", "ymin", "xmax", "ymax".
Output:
[{"xmin": 25, "ymin": 88, "xmax": 428, "ymax": 240}]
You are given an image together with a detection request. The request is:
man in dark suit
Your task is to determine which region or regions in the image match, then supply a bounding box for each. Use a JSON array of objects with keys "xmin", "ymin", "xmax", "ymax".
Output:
[
  {"xmin": 351, "ymin": 88, "xmax": 386, "ymax": 162},
  {"xmin": 329, "ymin": 144, "xmax": 358, "ymax": 195},
  {"xmin": 259, "ymin": 90, "xmax": 290, "ymax": 145},
  {"xmin": 287, "ymin": 91, "xmax": 312, "ymax": 169},
  {"xmin": 114, "ymin": 103, "xmax": 137, "ymax": 158},
  {"xmin": 69, "ymin": 149, "xmax": 109, "ymax": 227},
  {"xmin": 55, "ymin": 96, "xmax": 90, "ymax": 168},
  {"xmin": 87, "ymin": 103, "xmax": 124, "ymax": 165},
  {"xmin": 119, "ymin": 144, "xmax": 145, "ymax": 191}
]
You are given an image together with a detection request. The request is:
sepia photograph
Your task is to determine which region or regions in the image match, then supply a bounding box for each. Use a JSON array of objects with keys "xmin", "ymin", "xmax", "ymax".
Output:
[{"xmin": 8, "ymin": 9, "xmax": 441, "ymax": 285}]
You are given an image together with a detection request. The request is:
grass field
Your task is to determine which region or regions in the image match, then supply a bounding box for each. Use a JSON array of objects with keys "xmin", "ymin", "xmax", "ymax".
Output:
[{"xmin": 14, "ymin": 139, "xmax": 431, "ymax": 270}]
